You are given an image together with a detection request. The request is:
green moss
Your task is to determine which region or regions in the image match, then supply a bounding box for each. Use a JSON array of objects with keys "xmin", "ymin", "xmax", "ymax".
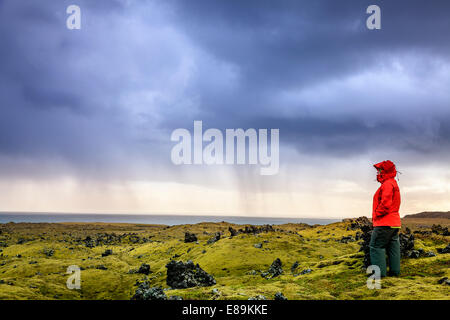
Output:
[{"xmin": 0, "ymin": 220, "xmax": 448, "ymax": 300}]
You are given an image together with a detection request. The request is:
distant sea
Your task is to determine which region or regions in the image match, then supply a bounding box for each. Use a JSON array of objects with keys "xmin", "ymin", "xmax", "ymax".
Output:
[{"xmin": 0, "ymin": 213, "xmax": 340, "ymax": 226}]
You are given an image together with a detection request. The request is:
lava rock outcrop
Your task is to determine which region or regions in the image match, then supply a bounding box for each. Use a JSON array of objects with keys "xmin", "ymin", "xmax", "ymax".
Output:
[
  {"xmin": 207, "ymin": 232, "xmax": 221, "ymax": 244},
  {"xmin": 437, "ymin": 244, "xmax": 450, "ymax": 254},
  {"xmin": 431, "ymin": 224, "xmax": 450, "ymax": 236},
  {"xmin": 132, "ymin": 282, "xmax": 167, "ymax": 300},
  {"xmin": 228, "ymin": 225, "xmax": 275, "ymax": 237},
  {"xmin": 184, "ymin": 232, "xmax": 198, "ymax": 243},
  {"xmin": 166, "ymin": 260, "xmax": 216, "ymax": 289},
  {"xmin": 261, "ymin": 258, "xmax": 283, "ymax": 279}
]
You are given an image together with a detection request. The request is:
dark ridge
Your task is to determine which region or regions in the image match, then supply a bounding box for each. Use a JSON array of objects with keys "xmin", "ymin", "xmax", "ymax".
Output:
[{"xmin": 403, "ymin": 211, "xmax": 450, "ymax": 219}]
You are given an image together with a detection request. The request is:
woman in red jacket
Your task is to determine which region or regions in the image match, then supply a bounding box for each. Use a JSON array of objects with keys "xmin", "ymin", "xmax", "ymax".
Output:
[{"xmin": 370, "ymin": 160, "xmax": 401, "ymax": 277}]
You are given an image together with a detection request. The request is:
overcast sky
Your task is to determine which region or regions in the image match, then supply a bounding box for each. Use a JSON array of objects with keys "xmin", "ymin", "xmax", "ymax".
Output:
[{"xmin": 1, "ymin": 0, "xmax": 450, "ymax": 218}]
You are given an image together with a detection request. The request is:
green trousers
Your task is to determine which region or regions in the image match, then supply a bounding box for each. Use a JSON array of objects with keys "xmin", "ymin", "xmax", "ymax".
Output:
[{"xmin": 369, "ymin": 227, "xmax": 401, "ymax": 277}]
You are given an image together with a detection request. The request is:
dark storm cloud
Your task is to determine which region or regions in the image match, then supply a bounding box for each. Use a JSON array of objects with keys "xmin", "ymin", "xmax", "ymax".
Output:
[
  {"xmin": 0, "ymin": 2, "xmax": 106, "ymax": 162},
  {"xmin": 1, "ymin": 0, "xmax": 450, "ymax": 180},
  {"xmin": 169, "ymin": 0, "xmax": 450, "ymax": 90},
  {"xmin": 163, "ymin": 0, "xmax": 450, "ymax": 158},
  {"xmin": 0, "ymin": 0, "xmax": 165, "ymax": 176}
]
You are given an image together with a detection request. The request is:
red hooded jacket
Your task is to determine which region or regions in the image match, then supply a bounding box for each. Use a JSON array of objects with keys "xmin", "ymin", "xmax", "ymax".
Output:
[{"xmin": 372, "ymin": 160, "xmax": 401, "ymax": 227}]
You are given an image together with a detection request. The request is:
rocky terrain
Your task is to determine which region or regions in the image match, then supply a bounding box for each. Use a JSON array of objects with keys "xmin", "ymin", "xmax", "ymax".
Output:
[{"xmin": 0, "ymin": 217, "xmax": 448, "ymax": 300}]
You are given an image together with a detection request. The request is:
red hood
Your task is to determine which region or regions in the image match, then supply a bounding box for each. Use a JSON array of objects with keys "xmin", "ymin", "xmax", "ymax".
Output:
[{"xmin": 374, "ymin": 160, "xmax": 397, "ymax": 183}]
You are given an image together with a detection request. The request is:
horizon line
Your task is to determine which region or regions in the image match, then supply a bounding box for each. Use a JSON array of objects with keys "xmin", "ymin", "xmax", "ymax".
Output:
[
  {"xmin": 0, "ymin": 210, "xmax": 435, "ymax": 219},
  {"xmin": 0, "ymin": 210, "xmax": 352, "ymax": 220}
]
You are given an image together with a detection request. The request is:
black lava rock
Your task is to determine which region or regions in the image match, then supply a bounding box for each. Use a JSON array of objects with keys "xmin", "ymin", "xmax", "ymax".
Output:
[
  {"xmin": 359, "ymin": 224, "xmax": 373, "ymax": 268},
  {"xmin": 290, "ymin": 261, "xmax": 299, "ymax": 273},
  {"xmin": 344, "ymin": 217, "xmax": 373, "ymax": 267},
  {"xmin": 345, "ymin": 216, "xmax": 371, "ymax": 231},
  {"xmin": 407, "ymin": 250, "xmax": 420, "ymax": 258},
  {"xmin": 102, "ymin": 249, "xmax": 113, "ymax": 257},
  {"xmin": 399, "ymin": 232, "xmax": 415, "ymax": 257},
  {"xmin": 231, "ymin": 225, "xmax": 275, "ymax": 236},
  {"xmin": 261, "ymin": 258, "xmax": 283, "ymax": 279},
  {"xmin": 132, "ymin": 283, "xmax": 167, "ymax": 300},
  {"xmin": 437, "ymin": 277, "xmax": 450, "ymax": 285},
  {"xmin": 228, "ymin": 227, "xmax": 238, "ymax": 237},
  {"xmin": 269, "ymin": 258, "xmax": 283, "ymax": 277},
  {"xmin": 184, "ymin": 232, "xmax": 198, "ymax": 243},
  {"xmin": 339, "ymin": 236, "xmax": 355, "ymax": 244},
  {"xmin": 137, "ymin": 263, "xmax": 151, "ymax": 275},
  {"xmin": 207, "ymin": 232, "xmax": 221, "ymax": 244},
  {"xmin": 431, "ymin": 224, "xmax": 450, "ymax": 236},
  {"xmin": 84, "ymin": 236, "xmax": 95, "ymax": 248},
  {"xmin": 300, "ymin": 268, "xmax": 312, "ymax": 275},
  {"xmin": 274, "ymin": 292, "xmax": 288, "ymax": 300},
  {"xmin": 43, "ymin": 248, "xmax": 54, "ymax": 257},
  {"xmin": 437, "ymin": 244, "xmax": 450, "ymax": 254},
  {"xmin": 166, "ymin": 260, "xmax": 216, "ymax": 289}
]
